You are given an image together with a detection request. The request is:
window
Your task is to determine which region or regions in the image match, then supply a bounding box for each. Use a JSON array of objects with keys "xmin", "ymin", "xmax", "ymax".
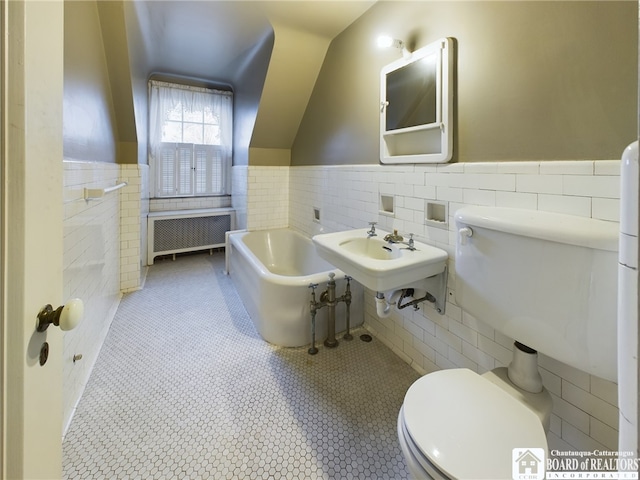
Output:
[{"xmin": 149, "ymin": 80, "xmax": 232, "ymax": 197}]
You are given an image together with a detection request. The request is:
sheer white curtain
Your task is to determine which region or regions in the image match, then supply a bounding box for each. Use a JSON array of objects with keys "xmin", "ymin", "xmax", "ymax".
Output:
[{"xmin": 148, "ymin": 80, "xmax": 232, "ymax": 197}]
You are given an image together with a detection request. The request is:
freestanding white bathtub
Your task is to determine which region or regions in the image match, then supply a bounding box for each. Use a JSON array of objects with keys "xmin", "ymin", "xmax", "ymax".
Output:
[{"xmin": 226, "ymin": 228, "xmax": 363, "ymax": 347}]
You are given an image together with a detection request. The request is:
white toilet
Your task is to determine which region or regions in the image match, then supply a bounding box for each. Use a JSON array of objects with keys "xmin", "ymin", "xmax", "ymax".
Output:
[{"xmin": 398, "ymin": 206, "xmax": 619, "ymax": 479}]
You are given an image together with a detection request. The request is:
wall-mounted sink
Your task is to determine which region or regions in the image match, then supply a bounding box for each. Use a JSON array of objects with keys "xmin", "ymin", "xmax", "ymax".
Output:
[{"xmin": 312, "ymin": 228, "xmax": 448, "ymax": 292}]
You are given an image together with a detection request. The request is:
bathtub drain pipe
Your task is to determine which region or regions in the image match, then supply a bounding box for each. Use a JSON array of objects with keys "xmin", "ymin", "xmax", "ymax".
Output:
[
  {"xmin": 308, "ymin": 283, "xmax": 321, "ymax": 355},
  {"xmin": 343, "ymin": 276, "xmax": 353, "ymax": 341},
  {"xmin": 324, "ymin": 273, "xmax": 338, "ymax": 348}
]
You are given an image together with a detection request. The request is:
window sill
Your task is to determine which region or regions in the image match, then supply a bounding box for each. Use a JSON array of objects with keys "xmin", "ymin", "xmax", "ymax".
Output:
[{"xmin": 151, "ymin": 194, "xmax": 231, "ymax": 200}]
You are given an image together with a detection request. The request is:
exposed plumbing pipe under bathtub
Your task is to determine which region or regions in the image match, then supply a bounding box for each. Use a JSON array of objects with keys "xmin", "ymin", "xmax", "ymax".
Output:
[
  {"xmin": 308, "ymin": 283, "xmax": 321, "ymax": 355},
  {"xmin": 308, "ymin": 273, "xmax": 352, "ymax": 354},
  {"xmin": 324, "ymin": 273, "xmax": 338, "ymax": 348}
]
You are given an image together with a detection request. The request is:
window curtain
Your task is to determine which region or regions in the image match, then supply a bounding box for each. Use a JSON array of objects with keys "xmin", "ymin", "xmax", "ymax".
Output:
[{"xmin": 148, "ymin": 80, "xmax": 232, "ymax": 196}]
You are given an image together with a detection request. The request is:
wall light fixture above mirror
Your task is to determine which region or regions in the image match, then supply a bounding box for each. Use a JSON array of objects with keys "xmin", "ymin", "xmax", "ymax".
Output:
[
  {"xmin": 377, "ymin": 35, "xmax": 410, "ymax": 58},
  {"xmin": 380, "ymin": 37, "xmax": 454, "ymax": 164}
]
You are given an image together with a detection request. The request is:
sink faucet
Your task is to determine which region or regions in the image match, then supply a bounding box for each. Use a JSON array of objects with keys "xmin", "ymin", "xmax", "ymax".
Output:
[
  {"xmin": 383, "ymin": 229, "xmax": 404, "ymax": 243},
  {"xmin": 402, "ymin": 233, "xmax": 416, "ymax": 251},
  {"xmin": 367, "ymin": 222, "xmax": 377, "ymax": 237},
  {"xmin": 384, "ymin": 230, "xmax": 417, "ymax": 250}
]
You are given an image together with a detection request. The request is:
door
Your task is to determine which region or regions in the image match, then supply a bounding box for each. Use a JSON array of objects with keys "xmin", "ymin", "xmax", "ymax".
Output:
[{"xmin": 2, "ymin": 1, "xmax": 64, "ymax": 478}]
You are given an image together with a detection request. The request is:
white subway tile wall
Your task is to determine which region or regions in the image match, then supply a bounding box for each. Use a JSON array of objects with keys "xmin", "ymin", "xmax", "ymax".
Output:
[
  {"xmin": 231, "ymin": 165, "xmax": 248, "ymax": 231},
  {"xmin": 246, "ymin": 166, "xmax": 289, "ymax": 231},
  {"xmin": 288, "ymin": 160, "xmax": 621, "ymax": 453},
  {"xmin": 63, "ymin": 161, "xmax": 123, "ymax": 434},
  {"xmin": 140, "ymin": 164, "xmax": 150, "ymax": 271},
  {"xmin": 120, "ymin": 165, "xmax": 143, "ymax": 291}
]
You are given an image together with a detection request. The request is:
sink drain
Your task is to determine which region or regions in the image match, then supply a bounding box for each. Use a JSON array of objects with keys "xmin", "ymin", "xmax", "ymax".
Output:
[{"xmin": 360, "ymin": 334, "xmax": 372, "ymax": 342}]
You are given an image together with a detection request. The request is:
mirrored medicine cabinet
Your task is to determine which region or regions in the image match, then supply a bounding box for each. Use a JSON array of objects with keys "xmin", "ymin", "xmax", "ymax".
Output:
[{"xmin": 380, "ymin": 37, "xmax": 454, "ymax": 164}]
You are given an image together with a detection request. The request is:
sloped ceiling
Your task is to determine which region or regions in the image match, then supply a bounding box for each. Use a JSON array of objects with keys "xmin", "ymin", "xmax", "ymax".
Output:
[
  {"xmin": 251, "ymin": 2, "xmax": 376, "ymax": 151},
  {"xmin": 132, "ymin": 1, "xmax": 273, "ymax": 86},
  {"xmin": 101, "ymin": 0, "xmax": 374, "ymax": 162}
]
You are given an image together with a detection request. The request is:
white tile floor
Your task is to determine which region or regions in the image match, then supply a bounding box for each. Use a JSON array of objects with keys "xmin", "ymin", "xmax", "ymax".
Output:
[{"xmin": 63, "ymin": 252, "xmax": 420, "ymax": 479}]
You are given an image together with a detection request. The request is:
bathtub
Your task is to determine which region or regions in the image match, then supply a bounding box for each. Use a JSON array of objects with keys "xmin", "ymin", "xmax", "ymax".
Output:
[{"xmin": 226, "ymin": 228, "xmax": 363, "ymax": 347}]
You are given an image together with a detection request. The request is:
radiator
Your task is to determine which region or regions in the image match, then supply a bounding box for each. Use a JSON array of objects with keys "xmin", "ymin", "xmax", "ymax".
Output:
[{"xmin": 147, "ymin": 208, "xmax": 235, "ymax": 264}]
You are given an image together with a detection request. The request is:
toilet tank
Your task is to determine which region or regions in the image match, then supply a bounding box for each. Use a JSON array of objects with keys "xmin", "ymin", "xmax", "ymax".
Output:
[{"xmin": 455, "ymin": 206, "xmax": 619, "ymax": 382}]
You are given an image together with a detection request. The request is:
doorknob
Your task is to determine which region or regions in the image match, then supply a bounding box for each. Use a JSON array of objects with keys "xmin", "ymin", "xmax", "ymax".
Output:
[{"xmin": 36, "ymin": 298, "xmax": 84, "ymax": 332}]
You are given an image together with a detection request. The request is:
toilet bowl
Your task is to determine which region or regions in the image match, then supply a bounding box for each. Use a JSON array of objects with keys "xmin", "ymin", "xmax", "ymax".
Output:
[
  {"xmin": 398, "ymin": 368, "xmax": 550, "ymax": 479},
  {"xmin": 398, "ymin": 207, "xmax": 619, "ymax": 479}
]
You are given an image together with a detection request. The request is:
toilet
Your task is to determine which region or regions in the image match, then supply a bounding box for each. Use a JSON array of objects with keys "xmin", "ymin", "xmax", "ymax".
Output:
[{"xmin": 398, "ymin": 206, "xmax": 619, "ymax": 479}]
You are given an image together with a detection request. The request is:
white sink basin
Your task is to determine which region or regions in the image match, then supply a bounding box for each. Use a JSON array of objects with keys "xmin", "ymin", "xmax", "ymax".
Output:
[{"xmin": 312, "ymin": 228, "xmax": 448, "ymax": 292}]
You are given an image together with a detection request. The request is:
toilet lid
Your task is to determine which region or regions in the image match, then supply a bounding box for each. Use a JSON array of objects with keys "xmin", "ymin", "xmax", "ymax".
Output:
[{"xmin": 403, "ymin": 368, "xmax": 547, "ymax": 480}]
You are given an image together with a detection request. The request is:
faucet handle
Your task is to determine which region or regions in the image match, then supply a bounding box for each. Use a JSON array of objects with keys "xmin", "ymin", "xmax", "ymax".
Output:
[
  {"xmin": 367, "ymin": 222, "xmax": 377, "ymax": 237},
  {"xmin": 408, "ymin": 233, "xmax": 415, "ymax": 248}
]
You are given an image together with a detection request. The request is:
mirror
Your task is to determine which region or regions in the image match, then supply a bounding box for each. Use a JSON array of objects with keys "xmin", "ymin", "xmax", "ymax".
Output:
[
  {"xmin": 380, "ymin": 37, "xmax": 454, "ymax": 164},
  {"xmin": 386, "ymin": 53, "xmax": 438, "ymax": 131}
]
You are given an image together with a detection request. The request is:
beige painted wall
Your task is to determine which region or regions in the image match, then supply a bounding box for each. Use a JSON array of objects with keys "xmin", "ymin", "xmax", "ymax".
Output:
[
  {"xmin": 97, "ymin": 0, "xmax": 140, "ymax": 165},
  {"xmin": 63, "ymin": 1, "xmax": 118, "ymax": 164},
  {"xmin": 293, "ymin": 1, "xmax": 637, "ymax": 165},
  {"xmin": 250, "ymin": 23, "xmax": 330, "ymax": 153},
  {"xmin": 123, "ymin": 1, "xmax": 152, "ymax": 166},
  {"xmin": 249, "ymin": 147, "xmax": 291, "ymax": 166}
]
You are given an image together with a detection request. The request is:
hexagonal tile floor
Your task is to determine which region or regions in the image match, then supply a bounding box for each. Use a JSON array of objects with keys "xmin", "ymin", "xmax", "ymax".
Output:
[{"xmin": 63, "ymin": 252, "xmax": 420, "ymax": 479}]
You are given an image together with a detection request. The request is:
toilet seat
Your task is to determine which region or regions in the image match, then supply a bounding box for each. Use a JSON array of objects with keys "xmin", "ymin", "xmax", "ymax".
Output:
[
  {"xmin": 402, "ymin": 368, "xmax": 547, "ymax": 480},
  {"xmin": 398, "ymin": 408, "xmax": 450, "ymax": 479}
]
